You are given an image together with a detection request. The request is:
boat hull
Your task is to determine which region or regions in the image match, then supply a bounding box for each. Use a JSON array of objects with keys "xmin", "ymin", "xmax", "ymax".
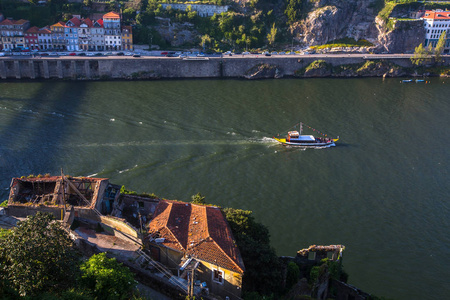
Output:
[{"xmin": 273, "ymin": 137, "xmax": 336, "ymax": 147}]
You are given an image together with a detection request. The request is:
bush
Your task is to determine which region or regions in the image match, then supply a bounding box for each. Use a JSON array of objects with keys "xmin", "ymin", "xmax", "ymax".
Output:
[
  {"xmin": 286, "ymin": 262, "xmax": 300, "ymax": 290},
  {"xmin": 79, "ymin": 253, "xmax": 136, "ymax": 300}
]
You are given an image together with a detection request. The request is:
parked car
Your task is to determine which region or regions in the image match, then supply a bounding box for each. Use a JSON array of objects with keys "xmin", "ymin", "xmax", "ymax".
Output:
[
  {"xmin": 41, "ymin": 53, "xmax": 49, "ymax": 56},
  {"xmin": 116, "ymin": 52, "xmax": 124, "ymax": 56},
  {"xmin": 0, "ymin": 53, "xmax": 5, "ymax": 57},
  {"xmin": 77, "ymin": 52, "xmax": 86, "ymax": 56},
  {"xmin": 86, "ymin": 52, "xmax": 94, "ymax": 56},
  {"xmin": 69, "ymin": 52, "xmax": 76, "ymax": 56},
  {"xmin": 94, "ymin": 53, "xmax": 103, "ymax": 56},
  {"xmin": 58, "ymin": 52, "xmax": 68, "ymax": 56},
  {"xmin": 48, "ymin": 52, "xmax": 58, "ymax": 56},
  {"xmin": 125, "ymin": 52, "xmax": 133, "ymax": 56},
  {"xmin": 132, "ymin": 54, "xmax": 141, "ymax": 57}
]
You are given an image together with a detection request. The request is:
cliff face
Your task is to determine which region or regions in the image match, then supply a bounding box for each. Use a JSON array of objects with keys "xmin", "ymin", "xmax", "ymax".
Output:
[
  {"xmin": 376, "ymin": 19, "xmax": 426, "ymax": 53},
  {"xmin": 291, "ymin": 0, "xmax": 424, "ymax": 53},
  {"xmin": 296, "ymin": 0, "xmax": 380, "ymax": 45}
]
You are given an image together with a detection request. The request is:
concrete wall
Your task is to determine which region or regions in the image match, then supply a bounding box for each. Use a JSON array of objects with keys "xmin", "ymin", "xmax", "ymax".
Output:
[{"xmin": 1, "ymin": 56, "xmax": 441, "ymax": 80}]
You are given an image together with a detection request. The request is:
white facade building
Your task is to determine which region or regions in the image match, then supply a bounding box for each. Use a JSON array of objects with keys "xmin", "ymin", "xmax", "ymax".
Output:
[{"xmin": 422, "ymin": 10, "xmax": 450, "ymax": 51}]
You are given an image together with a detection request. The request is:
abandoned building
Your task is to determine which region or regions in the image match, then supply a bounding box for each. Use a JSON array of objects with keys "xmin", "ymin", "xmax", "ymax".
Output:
[
  {"xmin": 297, "ymin": 244, "xmax": 346, "ymax": 262},
  {"xmin": 5, "ymin": 175, "xmax": 244, "ymax": 299},
  {"xmin": 147, "ymin": 199, "xmax": 245, "ymax": 299}
]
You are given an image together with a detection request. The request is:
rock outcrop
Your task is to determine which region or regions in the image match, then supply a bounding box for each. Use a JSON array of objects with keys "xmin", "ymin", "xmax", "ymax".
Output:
[
  {"xmin": 244, "ymin": 63, "xmax": 281, "ymax": 79},
  {"xmin": 295, "ymin": 0, "xmax": 380, "ymax": 45},
  {"xmin": 376, "ymin": 19, "xmax": 426, "ymax": 53}
]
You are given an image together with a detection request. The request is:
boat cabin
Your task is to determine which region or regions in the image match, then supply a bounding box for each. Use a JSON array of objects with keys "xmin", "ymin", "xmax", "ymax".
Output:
[{"xmin": 287, "ymin": 131, "xmax": 316, "ymax": 143}]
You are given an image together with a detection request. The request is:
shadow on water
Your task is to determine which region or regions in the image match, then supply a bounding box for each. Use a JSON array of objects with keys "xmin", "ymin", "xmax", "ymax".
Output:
[{"xmin": 0, "ymin": 82, "xmax": 88, "ymax": 199}]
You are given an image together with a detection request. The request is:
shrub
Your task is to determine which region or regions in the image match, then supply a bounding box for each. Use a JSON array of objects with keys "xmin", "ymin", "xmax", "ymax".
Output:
[{"xmin": 79, "ymin": 253, "xmax": 136, "ymax": 300}]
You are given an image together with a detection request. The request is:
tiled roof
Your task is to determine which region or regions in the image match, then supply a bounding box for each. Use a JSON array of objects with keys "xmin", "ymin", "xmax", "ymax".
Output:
[
  {"xmin": 38, "ymin": 27, "xmax": 51, "ymax": 34},
  {"xmin": 51, "ymin": 21, "xmax": 65, "ymax": 27},
  {"xmin": 67, "ymin": 17, "xmax": 81, "ymax": 27},
  {"xmin": 424, "ymin": 10, "xmax": 450, "ymax": 20},
  {"xmin": 122, "ymin": 25, "xmax": 132, "ymax": 34},
  {"xmin": 103, "ymin": 11, "xmax": 120, "ymax": 19},
  {"xmin": 12, "ymin": 176, "xmax": 107, "ymax": 183},
  {"xmin": 26, "ymin": 26, "xmax": 40, "ymax": 33},
  {"xmin": 0, "ymin": 19, "xmax": 28, "ymax": 26},
  {"xmin": 148, "ymin": 200, "xmax": 245, "ymax": 274},
  {"xmin": 97, "ymin": 19, "xmax": 104, "ymax": 26},
  {"xmin": 82, "ymin": 18, "xmax": 93, "ymax": 27}
]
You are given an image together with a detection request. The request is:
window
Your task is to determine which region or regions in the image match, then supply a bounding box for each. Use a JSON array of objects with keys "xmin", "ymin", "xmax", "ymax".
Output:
[{"xmin": 212, "ymin": 269, "xmax": 224, "ymax": 284}]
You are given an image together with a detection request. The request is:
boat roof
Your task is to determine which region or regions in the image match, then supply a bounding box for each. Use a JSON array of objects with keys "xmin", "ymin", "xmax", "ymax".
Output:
[{"xmin": 291, "ymin": 135, "xmax": 315, "ymax": 141}]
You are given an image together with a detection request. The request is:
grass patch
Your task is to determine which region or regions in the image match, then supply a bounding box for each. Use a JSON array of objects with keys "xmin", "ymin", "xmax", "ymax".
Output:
[
  {"xmin": 305, "ymin": 60, "xmax": 332, "ymax": 72},
  {"xmin": 311, "ymin": 38, "xmax": 373, "ymax": 50}
]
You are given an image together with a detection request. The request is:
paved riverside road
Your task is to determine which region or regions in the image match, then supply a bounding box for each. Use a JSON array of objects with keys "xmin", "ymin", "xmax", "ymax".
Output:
[{"xmin": 0, "ymin": 53, "xmax": 420, "ymax": 60}]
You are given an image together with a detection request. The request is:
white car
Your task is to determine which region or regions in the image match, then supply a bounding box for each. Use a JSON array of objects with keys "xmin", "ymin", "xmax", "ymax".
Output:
[
  {"xmin": 125, "ymin": 52, "xmax": 133, "ymax": 56},
  {"xmin": 0, "ymin": 53, "xmax": 5, "ymax": 56},
  {"xmin": 86, "ymin": 52, "xmax": 94, "ymax": 56}
]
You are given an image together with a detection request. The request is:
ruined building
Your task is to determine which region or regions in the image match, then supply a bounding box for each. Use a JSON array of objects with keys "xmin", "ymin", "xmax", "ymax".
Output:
[{"xmin": 5, "ymin": 175, "xmax": 244, "ymax": 300}]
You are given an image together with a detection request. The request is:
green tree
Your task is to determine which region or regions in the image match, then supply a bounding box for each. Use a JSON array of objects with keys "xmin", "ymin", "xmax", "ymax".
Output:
[
  {"xmin": 411, "ymin": 43, "xmax": 432, "ymax": 66},
  {"xmin": 191, "ymin": 192, "xmax": 206, "ymax": 205},
  {"xmin": 267, "ymin": 23, "xmax": 277, "ymax": 48},
  {"xmin": 79, "ymin": 253, "xmax": 135, "ymax": 300},
  {"xmin": 83, "ymin": 0, "xmax": 92, "ymax": 7},
  {"xmin": 223, "ymin": 208, "xmax": 283, "ymax": 296},
  {"xmin": 434, "ymin": 31, "xmax": 447, "ymax": 63},
  {"xmin": 0, "ymin": 212, "xmax": 78, "ymax": 296}
]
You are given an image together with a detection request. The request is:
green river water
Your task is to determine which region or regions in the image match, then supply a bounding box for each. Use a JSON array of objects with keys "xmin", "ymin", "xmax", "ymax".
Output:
[{"xmin": 0, "ymin": 78, "xmax": 449, "ymax": 299}]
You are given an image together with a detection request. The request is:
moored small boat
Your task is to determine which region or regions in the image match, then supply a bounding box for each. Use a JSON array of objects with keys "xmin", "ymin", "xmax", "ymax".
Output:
[{"xmin": 273, "ymin": 122, "xmax": 338, "ymax": 148}]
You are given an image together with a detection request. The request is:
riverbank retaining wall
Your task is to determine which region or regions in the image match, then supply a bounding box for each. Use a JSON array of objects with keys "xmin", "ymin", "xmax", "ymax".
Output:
[{"xmin": 0, "ymin": 56, "xmax": 448, "ymax": 80}]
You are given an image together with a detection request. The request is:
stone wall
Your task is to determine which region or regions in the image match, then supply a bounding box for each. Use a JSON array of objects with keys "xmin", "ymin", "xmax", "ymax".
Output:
[{"xmin": 1, "ymin": 56, "xmax": 448, "ymax": 80}]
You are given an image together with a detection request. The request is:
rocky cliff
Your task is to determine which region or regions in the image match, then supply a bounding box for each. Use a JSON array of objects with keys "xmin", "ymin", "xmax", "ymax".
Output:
[
  {"xmin": 376, "ymin": 19, "xmax": 425, "ymax": 53},
  {"xmin": 294, "ymin": 0, "xmax": 380, "ymax": 45}
]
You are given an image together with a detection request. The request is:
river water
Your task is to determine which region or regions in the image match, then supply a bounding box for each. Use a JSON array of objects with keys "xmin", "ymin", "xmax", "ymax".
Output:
[{"xmin": 0, "ymin": 78, "xmax": 449, "ymax": 299}]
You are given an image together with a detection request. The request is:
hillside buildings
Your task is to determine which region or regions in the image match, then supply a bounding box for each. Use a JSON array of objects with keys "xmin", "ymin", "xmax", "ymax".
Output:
[{"xmin": 0, "ymin": 11, "xmax": 132, "ymax": 51}]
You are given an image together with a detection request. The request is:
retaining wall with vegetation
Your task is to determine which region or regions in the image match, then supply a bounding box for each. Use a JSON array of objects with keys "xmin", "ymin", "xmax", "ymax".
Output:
[{"xmin": 0, "ymin": 56, "xmax": 449, "ymax": 80}]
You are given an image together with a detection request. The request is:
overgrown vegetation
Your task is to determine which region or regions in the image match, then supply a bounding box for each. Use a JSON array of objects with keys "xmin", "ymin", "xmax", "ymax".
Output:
[{"xmin": 0, "ymin": 213, "xmax": 142, "ymax": 299}]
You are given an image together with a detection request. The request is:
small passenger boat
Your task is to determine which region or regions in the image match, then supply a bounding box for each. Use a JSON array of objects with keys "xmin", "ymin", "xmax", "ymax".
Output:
[
  {"xmin": 401, "ymin": 79, "xmax": 413, "ymax": 83},
  {"xmin": 273, "ymin": 122, "xmax": 338, "ymax": 148}
]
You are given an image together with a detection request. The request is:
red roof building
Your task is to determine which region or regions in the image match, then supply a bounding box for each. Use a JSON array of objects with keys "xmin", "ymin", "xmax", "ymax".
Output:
[
  {"xmin": 147, "ymin": 200, "xmax": 244, "ymax": 298},
  {"xmin": 422, "ymin": 10, "xmax": 450, "ymax": 49},
  {"xmin": 25, "ymin": 26, "xmax": 39, "ymax": 50}
]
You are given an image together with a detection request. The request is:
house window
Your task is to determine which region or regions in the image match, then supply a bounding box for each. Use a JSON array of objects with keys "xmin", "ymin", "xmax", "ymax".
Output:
[{"xmin": 212, "ymin": 269, "xmax": 224, "ymax": 284}]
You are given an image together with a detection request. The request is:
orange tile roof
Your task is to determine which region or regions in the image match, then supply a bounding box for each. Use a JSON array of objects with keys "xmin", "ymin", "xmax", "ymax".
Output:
[
  {"xmin": 103, "ymin": 11, "xmax": 120, "ymax": 19},
  {"xmin": 424, "ymin": 10, "xmax": 450, "ymax": 20},
  {"xmin": 148, "ymin": 200, "xmax": 245, "ymax": 274},
  {"xmin": 0, "ymin": 19, "xmax": 29, "ymax": 26},
  {"xmin": 38, "ymin": 27, "xmax": 51, "ymax": 34},
  {"xmin": 26, "ymin": 26, "xmax": 40, "ymax": 33},
  {"xmin": 51, "ymin": 21, "xmax": 65, "ymax": 27}
]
